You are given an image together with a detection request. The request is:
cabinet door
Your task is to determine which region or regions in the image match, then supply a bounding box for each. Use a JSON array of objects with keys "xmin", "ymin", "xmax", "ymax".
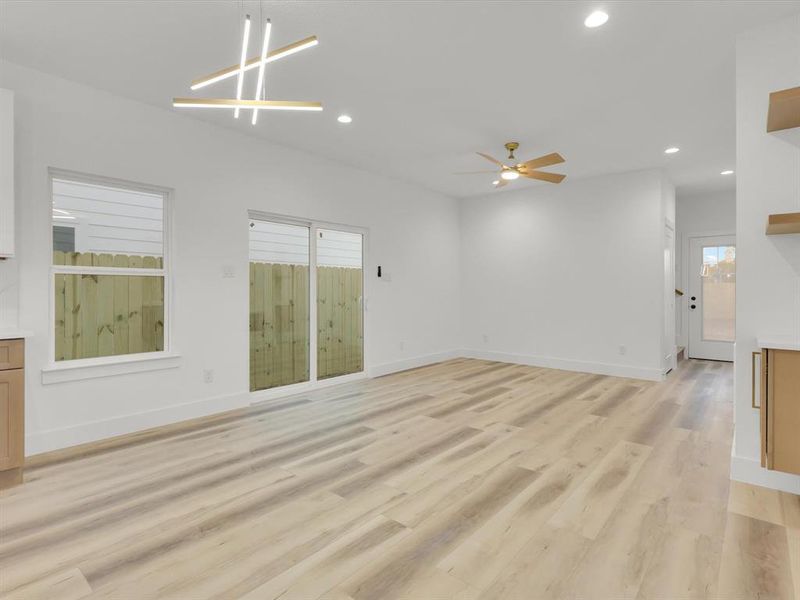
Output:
[
  {"xmin": 769, "ymin": 349, "xmax": 800, "ymax": 475},
  {"xmin": 0, "ymin": 368, "xmax": 23, "ymax": 471},
  {"xmin": 0, "ymin": 339, "xmax": 24, "ymax": 371}
]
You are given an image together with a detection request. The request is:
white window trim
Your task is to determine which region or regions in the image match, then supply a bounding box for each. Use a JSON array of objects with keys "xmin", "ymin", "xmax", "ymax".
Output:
[
  {"xmin": 247, "ymin": 210, "xmax": 369, "ymax": 395},
  {"xmin": 45, "ymin": 168, "xmax": 177, "ymax": 382},
  {"xmin": 41, "ymin": 351, "xmax": 182, "ymax": 385}
]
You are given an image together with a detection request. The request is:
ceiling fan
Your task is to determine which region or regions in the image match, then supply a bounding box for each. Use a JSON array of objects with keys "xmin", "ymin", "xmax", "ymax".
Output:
[{"xmin": 460, "ymin": 142, "xmax": 567, "ymax": 188}]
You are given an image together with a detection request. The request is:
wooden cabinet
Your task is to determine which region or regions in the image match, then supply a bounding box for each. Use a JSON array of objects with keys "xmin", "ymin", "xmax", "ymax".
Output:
[
  {"xmin": 0, "ymin": 339, "xmax": 24, "ymax": 489},
  {"xmin": 759, "ymin": 348, "xmax": 800, "ymax": 475}
]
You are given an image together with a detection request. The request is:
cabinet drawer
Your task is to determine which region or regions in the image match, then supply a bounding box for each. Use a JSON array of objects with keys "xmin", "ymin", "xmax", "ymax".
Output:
[{"xmin": 0, "ymin": 339, "xmax": 23, "ymax": 370}]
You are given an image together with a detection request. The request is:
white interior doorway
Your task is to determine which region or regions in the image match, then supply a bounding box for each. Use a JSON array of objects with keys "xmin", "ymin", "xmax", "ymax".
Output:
[{"xmin": 688, "ymin": 235, "xmax": 736, "ymax": 361}]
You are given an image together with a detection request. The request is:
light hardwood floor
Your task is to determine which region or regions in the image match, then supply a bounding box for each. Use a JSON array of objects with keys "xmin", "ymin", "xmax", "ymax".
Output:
[{"xmin": 1, "ymin": 359, "xmax": 798, "ymax": 599}]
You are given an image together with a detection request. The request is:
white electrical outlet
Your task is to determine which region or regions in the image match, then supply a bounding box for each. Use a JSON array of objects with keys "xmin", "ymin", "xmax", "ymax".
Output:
[
  {"xmin": 222, "ymin": 265, "xmax": 236, "ymax": 278},
  {"xmin": 203, "ymin": 369, "xmax": 214, "ymax": 383},
  {"xmin": 619, "ymin": 345, "xmax": 627, "ymax": 356},
  {"xmin": 482, "ymin": 334, "xmax": 489, "ymax": 344},
  {"xmin": 399, "ymin": 341, "xmax": 405, "ymax": 351}
]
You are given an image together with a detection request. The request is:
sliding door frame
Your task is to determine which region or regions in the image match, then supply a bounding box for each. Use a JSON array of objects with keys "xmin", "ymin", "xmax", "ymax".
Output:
[{"xmin": 248, "ymin": 210, "xmax": 368, "ymax": 402}]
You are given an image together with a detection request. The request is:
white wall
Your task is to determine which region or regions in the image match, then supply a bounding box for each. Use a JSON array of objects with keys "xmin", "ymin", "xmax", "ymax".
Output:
[
  {"xmin": 1, "ymin": 61, "xmax": 461, "ymax": 455},
  {"xmin": 662, "ymin": 178, "xmax": 677, "ymax": 373},
  {"xmin": 733, "ymin": 13, "xmax": 800, "ymax": 494},
  {"xmin": 0, "ymin": 89, "xmax": 18, "ymax": 328},
  {"xmin": 460, "ymin": 169, "xmax": 673, "ymax": 381},
  {"xmin": 0, "ymin": 89, "xmax": 13, "ymax": 259},
  {"xmin": 675, "ymin": 191, "xmax": 737, "ymax": 348}
]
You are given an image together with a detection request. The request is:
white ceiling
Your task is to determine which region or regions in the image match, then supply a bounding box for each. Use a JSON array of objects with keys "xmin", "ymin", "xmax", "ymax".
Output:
[{"xmin": 2, "ymin": 1, "xmax": 798, "ymax": 198}]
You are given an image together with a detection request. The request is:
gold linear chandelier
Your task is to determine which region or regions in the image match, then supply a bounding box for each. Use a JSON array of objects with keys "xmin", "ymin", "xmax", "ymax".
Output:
[{"xmin": 173, "ymin": 14, "xmax": 322, "ymax": 124}]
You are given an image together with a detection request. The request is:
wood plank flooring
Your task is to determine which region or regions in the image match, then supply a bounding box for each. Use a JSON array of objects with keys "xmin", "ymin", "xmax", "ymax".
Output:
[{"xmin": 1, "ymin": 358, "xmax": 798, "ymax": 599}]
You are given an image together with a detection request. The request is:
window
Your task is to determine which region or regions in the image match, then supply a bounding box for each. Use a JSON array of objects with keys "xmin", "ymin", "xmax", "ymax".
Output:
[
  {"xmin": 50, "ymin": 171, "xmax": 170, "ymax": 362},
  {"xmin": 701, "ymin": 245, "xmax": 735, "ymax": 343},
  {"xmin": 316, "ymin": 228, "xmax": 363, "ymax": 380},
  {"xmin": 249, "ymin": 219, "xmax": 311, "ymax": 390}
]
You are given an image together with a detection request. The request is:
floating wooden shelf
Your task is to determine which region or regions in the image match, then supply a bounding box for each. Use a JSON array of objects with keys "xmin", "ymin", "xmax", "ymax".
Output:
[
  {"xmin": 766, "ymin": 212, "xmax": 800, "ymax": 235},
  {"xmin": 767, "ymin": 87, "xmax": 800, "ymax": 133}
]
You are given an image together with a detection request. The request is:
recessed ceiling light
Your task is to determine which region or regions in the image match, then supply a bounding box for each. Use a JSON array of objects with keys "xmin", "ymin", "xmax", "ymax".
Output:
[
  {"xmin": 501, "ymin": 170, "xmax": 520, "ymax": 181},
  {"xmin": 337, "ymin": 114, "xmax": 352, "ymax": 124},
  {"xmin": 720, "ymin": 170, "xmax": 734, "ymax": 175},
  {"xmin": 584, "ymin": 10, "xmax": 609, "ymax": 28},
  {"xmin": 492, "ymin": 180, "xmax": 500, "ymax": 186},
  {"xmin": 664, "ymin": 147, "xmax": 680, "ymax": 154}
]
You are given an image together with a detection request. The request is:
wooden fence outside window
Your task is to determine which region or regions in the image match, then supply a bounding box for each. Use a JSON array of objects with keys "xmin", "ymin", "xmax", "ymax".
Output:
[{"xmin": 52, "ymin": 252, "xmax": 364, "ymax": 389}]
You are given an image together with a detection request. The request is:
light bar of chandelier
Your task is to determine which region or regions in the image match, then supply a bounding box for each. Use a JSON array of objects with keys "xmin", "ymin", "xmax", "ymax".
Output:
[
  {"xmin": 252, "ymin": 19, "xmax": 272, "ymax": 125},
  {"xmin": 233, "ymin": 15, "xmax": 252, "ymax": 119},
  {"xmin": 173, "ymin": 98, "xmax": 323, "ymax": 111},
  {"xmin": 190, "ymin": 36, "xmax": 319, "ymax": 91}
]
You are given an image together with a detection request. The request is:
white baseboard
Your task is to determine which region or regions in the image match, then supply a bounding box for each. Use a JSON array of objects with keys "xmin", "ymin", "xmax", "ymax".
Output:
[
  {"xmin": 368, "ymin": 350, "xmax": 461, "ymax": 378},
  {"xmin": 25, "ymin": 390, "xmax": 250, "ymax": 456},
  {"xmin": 24, "ymin": 348, "xmax": 665, "ymax": 456},
  {"xmin": 460, "ymin": 348, "xmax": 665, "ymax": 382},
  {"xmin": 730, "ymin": 453, "xmax": 800, "ymax": 495}
]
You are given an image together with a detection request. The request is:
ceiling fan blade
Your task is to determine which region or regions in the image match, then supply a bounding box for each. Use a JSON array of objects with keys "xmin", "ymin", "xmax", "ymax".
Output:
[
  {"xmin": 453, "ymin": 170, "xmax": 501, "ymax": 175},
  {"xmin": 518, "ymin": 152, "xmax": 565, "ymax": 171},
  {"xmin": 476, "ymin": 152, "xmax": 505, "ymax": 167},
  {"xmin": 520, "ymin": 170, "xmax": 567, "ymax": 184}
]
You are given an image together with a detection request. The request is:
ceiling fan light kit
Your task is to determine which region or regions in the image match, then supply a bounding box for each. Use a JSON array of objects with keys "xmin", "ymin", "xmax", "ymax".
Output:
[
  {"xmin": 467, "ymin": 141, "xmax": 567, "ymax": 188},
  {"xmin": 174, "ymin": 14, "xmax": 321, "ymax": 123}
]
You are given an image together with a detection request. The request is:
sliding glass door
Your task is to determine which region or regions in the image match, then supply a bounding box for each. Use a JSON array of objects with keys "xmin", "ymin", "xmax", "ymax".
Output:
[
  {"xmin": 249, "ymin": 217, "xmax": 364, "ymax": 392},
  {"xmin": 316, "ymin": 229, "xmax": 364, "ymax": 379},
  {"xmin": 249, "ymin": 220, "xmax": 310, "ymax": 391}
]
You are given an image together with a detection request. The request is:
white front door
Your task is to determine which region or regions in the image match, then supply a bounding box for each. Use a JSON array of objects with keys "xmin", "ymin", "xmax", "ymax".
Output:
[{"xmin": 688, "ymin": 235, "xmax": 735, "ymax": 361}]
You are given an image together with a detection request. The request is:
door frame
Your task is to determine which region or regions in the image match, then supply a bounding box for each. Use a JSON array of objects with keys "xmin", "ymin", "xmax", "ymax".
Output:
[
  {"xmin": 663, "ymin": 220, "xmax": 676, "ymax": 374},
  {"xmin": 687, "ymin": 233, "xmax": 736, "ymax": 361},
  {"xmin": 247, "ymin": 210, "xmax": 368, "ymax": 402}
]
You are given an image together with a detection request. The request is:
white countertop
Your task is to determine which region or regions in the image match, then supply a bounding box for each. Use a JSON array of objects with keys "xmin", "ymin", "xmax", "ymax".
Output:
[
  {"xmin": 0, "ymin": 329, "xmax": 33, "ymax": 340},
  {"xmin": 757, "ymin": 336, "xmax": 800, "ymax": 351}
]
